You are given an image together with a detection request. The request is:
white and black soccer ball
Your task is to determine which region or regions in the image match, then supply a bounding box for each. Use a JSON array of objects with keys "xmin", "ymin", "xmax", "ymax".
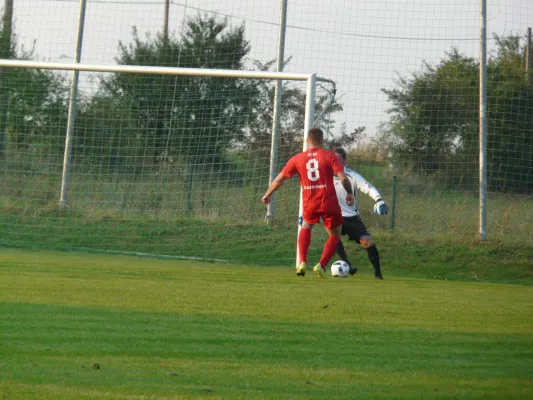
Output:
[{"xmin": 331, "ymin": 260, "xmax": 350, "ymax": 278}]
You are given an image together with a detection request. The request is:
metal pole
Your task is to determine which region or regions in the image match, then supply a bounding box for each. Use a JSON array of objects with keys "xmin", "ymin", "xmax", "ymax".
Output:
[
  {"xmin": 266, "ymin": 0, "xmax": 288, "ymax": 225},
  {"xmin": 59, "ymin": 0, "xmax": 87, "ymax": 207},
  {"xmin": 479, "ymin": 0, "xmax": 487, "ymax": 240},
  {"xmin": 526, "ymin": 27, "xmax": 532, "ymax": 84},
  {"xmin": 187, "ymin": 162, "xmax": 194, "ymax": 216},
  {"xmin": 390, "ymin": 176, "xmax": 397, "ymax": 231},
  {"xmin": 0, "ymin": 0, "xmax": 13, "ymax": 158},
  {"xmin": 295, "ymin": 74, "xmax": 316, "ymax": 267},
  {"xmin": 0, "ymin": 59, "xmax": 312, "ymax": 81},
  {"xmin": 302, "ymin": 76, "xmax": 316, "ymax": 159},
  {"xmin": 163, "ymin": 0, "xmax": 170, "ymax": 40}
]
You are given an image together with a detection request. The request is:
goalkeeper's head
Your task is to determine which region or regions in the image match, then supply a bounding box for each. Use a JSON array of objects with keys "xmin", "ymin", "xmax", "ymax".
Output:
[{"xmin": 334, "ymin": 147, "xmax": 347, "ymax": 166}]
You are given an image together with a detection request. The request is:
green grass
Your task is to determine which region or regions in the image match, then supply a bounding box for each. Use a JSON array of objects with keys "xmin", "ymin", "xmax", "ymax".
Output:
[
  {"xmin": 1, "ymin": 248, "xmax": 533, "ymax": 399},
  {"xmin": 2, "ymin": 213, "xmax": 532, "ymax": 284},
  {"xmin": 2, "ymin": 152, "xmax": 533, "ymax": 269}
]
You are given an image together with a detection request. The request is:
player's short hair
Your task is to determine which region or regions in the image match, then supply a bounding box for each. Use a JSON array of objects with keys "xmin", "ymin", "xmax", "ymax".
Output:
[
  {"xmin": 334, "ymin": 148, "xmax": 347, "ymax": 160},
  {"xmin": 307, "ymin": 128, "xmax": 324, "ymax": 145}
]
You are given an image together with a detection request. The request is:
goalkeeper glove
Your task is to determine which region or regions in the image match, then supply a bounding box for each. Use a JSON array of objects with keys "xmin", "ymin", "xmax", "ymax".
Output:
[{"xmin": 373, "ymin": 199, "xmax": 388, "ymax": 215}]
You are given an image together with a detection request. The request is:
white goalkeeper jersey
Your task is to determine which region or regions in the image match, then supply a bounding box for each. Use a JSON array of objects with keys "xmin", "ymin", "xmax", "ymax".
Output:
[{"xmin": 333, "ymin": 167, "xmax": 382, "ymax": 217}]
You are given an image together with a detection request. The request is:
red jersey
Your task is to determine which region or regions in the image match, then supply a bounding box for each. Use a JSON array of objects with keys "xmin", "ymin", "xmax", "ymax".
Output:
[{"xmin": 281, "ymin": 147, "xmax": 344, "ymax": 215}]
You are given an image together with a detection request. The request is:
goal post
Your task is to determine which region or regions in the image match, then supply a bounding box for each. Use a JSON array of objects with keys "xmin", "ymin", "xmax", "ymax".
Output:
[
  {"xmin": 0, "ymin": 58, "xmax": 334, "ymax": 265},
  {"xmin": 295, "ymin": 74, "xmax": 316, "ymax": 267}
]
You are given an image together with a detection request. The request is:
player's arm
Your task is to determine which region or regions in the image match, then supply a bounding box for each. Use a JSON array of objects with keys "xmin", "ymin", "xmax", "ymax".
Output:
[
  {"xmin": 336, "ymin": 171, "xmax": 355, "ymax": 206},
  {"xmin": 337, "ymin": 171, "xmax": 353, "ymax": 194},
  {"xmin": 262, "ymin": 173, "xmax": 289, "ymax": 205},
  {"xmin": 352, "ymin": 172, "xmax": 388, "ymax": 215},
  {"xmin": 353, "ymin": 171, "xmax": 381, "ymax": 200},
  {"xmin": 331, "ymin": 153, "xmax": 355, "ymax": 206}
]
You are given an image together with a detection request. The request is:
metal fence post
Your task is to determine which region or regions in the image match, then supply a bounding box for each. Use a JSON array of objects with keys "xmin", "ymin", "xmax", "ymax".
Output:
[
  {"xmin": 266, "ymin": 0, "xmax": 288, "ymax": 225},
  {"xmin": 59, "ymin": 0, "xmax": 87, "ymax": 207},
  {"xmin": 390, "ymin": 176, "xmax": 397, "ymax": 231},
  {"xmin": 479, "ymin": 0, "xmax": 488, "ymax": 240}
]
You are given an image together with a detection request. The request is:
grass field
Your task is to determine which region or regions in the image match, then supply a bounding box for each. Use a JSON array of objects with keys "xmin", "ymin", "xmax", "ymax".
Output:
[
  {"xmin": 2, "ymin": 151, "xmax": 532, "ymax": 269},
  {"xmin": 1, "ymin": 248, "xmax": 532, "ymax": 399}
]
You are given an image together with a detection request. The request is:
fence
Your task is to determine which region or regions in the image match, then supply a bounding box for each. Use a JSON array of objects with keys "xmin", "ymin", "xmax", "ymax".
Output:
[{"xmin": 0, "ymin": 0, "xmax": 532, "ymax": 264}]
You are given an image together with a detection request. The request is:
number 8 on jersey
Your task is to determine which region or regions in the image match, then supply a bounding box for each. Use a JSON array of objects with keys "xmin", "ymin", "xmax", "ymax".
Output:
[{"xmin": 306, "ymin": 158, "xmax": 320, "ymax": 181}]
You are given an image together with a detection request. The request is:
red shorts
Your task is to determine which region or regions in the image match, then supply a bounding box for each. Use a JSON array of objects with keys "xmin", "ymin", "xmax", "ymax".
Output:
[{"xmin": 303, "ymin": 209, "xmax": 343, "ymax": 229}]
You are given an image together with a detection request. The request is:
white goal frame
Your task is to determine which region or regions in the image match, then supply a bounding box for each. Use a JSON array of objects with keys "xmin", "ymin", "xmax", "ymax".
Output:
[{"xmin": 0, "ymin": 59, "xmax": 324, "ymax": 265}]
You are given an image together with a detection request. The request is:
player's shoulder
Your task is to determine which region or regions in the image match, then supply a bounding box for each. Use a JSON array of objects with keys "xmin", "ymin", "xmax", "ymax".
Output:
[
  {"xmin": 318, "ymin": 148, "xmax": 340, "ymax": 164},
  {"xmin": 288, "ymin": 150, "xmax": 311, "ymax": 168},
  {"xmin": 345, "ymin": 167, "xmax": 359, "ymax": 178},
  {"xmin": 294, "ymin": 150, "xmax": 311, "ymax": 162},
  {"xmin": 321, "ymin": 148, "xmax": 337, "ymax": 157},
  {"xmin": 288, "ymin": 151, "xmax": 305, "ymax": 162}
]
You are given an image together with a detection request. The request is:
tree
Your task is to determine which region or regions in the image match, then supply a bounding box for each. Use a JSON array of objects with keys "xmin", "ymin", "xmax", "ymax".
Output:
[
  {"xmin": 78, "ymin": 15, "xmax": 259, "ymax": 166},
  {"xmin": 381, "ymin": 36, "xmax": 533, "ymax": 192},
  {"xmin": 381, "ymin": 49, "xmax": 478, "ymax": 178},
  {"xmin": 0, "ymin": 15, "xmax": 14, "ymax": 156},
  {"xmin": 0, "ymin": 23, "xmax": 69, "ymax": 153},
  {"xmin": 73, "ymin": 90, "xmax": 142, "ymax": 168},
  {"xmin": 326, "ymin": 122, "xmax": 365, "ymax": 150},
  {"xmin": 486, "ymin": 35, "xmax": 533, "ymax": 192},
  {"xmin": 7, "ymin": 63, "xmax": 69, "ymax": 149},
  {"xmin": 245, "ymin": 59, "xmax": 346, "ymax": 163}
]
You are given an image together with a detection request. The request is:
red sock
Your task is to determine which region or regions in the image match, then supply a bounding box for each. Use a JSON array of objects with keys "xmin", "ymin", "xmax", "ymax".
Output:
[
  {"xmin": 319, "ymin": 236, "xmax": 340, "ymax": 268},
  {"xmin": 298, "ymin": 228, "xmax": 312, "ymax": 263}
]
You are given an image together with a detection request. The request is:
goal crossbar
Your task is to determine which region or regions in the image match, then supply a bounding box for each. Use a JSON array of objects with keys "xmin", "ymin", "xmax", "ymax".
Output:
[{"xmin": 0, "ymin": 59, "xmax": 316, "ymax": 81}]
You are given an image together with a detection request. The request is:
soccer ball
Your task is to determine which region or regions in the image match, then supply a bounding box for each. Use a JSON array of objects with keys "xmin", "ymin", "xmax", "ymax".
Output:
[{"xmin": 330, "ymin": 260, "xmax": 350, "ymax": 278}]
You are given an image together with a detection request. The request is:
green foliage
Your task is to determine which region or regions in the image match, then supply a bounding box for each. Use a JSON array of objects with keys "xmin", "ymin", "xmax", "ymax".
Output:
[
  {"xmin": 245, "ymin": 59, "xmax": 306, "ymax": 158},
  {"xmin": 245, "ymin": 59, "xmax": 346, "ymax": 165},
  {"xmin": 73, "ymin": 91, "xmax": 143, "ymax": 168},
  {"xmin": 381, "ymin": 36, "xmax": 533, "ymax": 192},
  {"xmin": 0, "ymin": 24, "xmax": 68, "ymax": 152},
  {"xmin": 487, "ymin": 35, "xmax": 533, "ymax": 192},
  {"xmin": 0, "ymin": 21, "xmax": 14, "ymax": 155},
  {"xmin": 381, "ymin": 49, "xmax": 479, "ymax": 186},
  {"xmin": 327, "ymin": 122, "xmax": 366, "ymax": 150},
  {"xmin": 0, "ymin": 20, "xmax": 14, "ymax": 59},
  {"xmin": 76, "ymin": 15, "xmax": 259, "ymax": 166},
  {"xmin": 7, "ymin": 64, "xmax": 69, "ymax": 149}
]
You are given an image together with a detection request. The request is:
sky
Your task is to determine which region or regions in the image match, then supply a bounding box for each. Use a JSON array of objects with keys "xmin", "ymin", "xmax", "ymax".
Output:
[{"xmin": 7, "ymin": 0, "xmax": 533, "ymax": 139}]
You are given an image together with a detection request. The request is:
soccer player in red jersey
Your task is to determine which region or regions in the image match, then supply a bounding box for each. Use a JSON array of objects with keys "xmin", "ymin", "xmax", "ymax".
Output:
[{"xmin": 261, "ymin": 128, "xmax": 355, "ymax": 278}]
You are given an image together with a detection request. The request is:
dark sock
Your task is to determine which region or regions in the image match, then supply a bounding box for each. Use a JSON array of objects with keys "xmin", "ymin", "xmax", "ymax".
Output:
[
  {"xmin": 366, "ymin": 245, "xmax": 382, "ymax": 276},
  {"xmin": 336, "ymin": 240, "xmax": 351, "ymax": 265}
]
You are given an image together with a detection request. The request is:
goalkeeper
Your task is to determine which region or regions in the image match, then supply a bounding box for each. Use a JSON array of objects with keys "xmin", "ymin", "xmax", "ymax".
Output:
[{"xmin": 333, "ymin": 148, "xmax": 387, "ymax": 280}]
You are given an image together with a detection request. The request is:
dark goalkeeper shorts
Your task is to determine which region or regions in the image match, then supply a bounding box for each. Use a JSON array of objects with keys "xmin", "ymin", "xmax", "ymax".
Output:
[{"xmin": 341, "ymin": 215, "xmax": 370, "ymax": 244}]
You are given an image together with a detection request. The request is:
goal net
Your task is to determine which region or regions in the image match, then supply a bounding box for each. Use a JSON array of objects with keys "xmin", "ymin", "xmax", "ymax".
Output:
[
  {"xmin": 1, "ymin": 0, "xmax": 532, "ymax": 262},
  {"xmin": 0, "ymin": 60, "xmax": 336, "ymax": 264}
]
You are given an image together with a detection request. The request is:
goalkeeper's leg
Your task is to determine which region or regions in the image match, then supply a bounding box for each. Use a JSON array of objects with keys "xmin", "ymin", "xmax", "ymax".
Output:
[
  {"xmin": 337, "ymin": 240, "xmax": 357, "ymax": 275},
  {"xmin": 336, "ymin": 239, "xmax": 350, "ymax": 263},
  {"xmin": 360, "ymin": 236, "xmax": 383, "ymax": 280}
]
